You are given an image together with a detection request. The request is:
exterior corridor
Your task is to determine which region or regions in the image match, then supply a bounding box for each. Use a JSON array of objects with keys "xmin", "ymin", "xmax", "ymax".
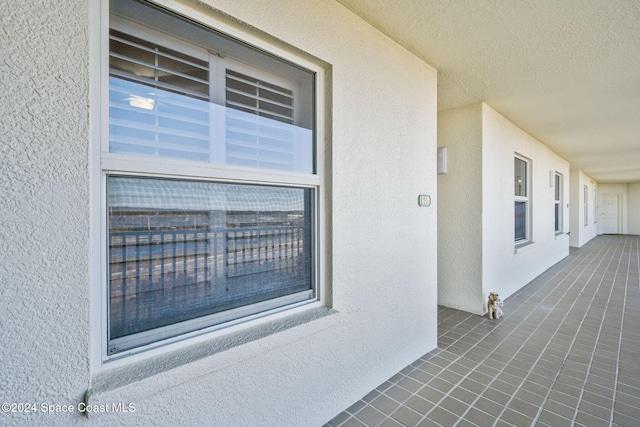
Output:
[{"xmin": 326, "ymin": 235, "xmax": 640, "ymax": 427}]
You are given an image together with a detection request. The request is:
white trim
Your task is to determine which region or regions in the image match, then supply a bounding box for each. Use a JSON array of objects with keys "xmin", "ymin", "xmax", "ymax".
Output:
[
  {"xmin": 101, "ymin": 154, "xmax": 321, "ymax": 187},
  {"xmin": 93, "ymin": 0, "xmax": 327, "ymax": 364},
  {"xmin": 584, "ymin": 185, "xmax": 589, "ymax": 226},
  {"xmin": 145, "ymin": 0, "xmax": 322, "ymax": 74},
  {"xmin": 554, "ymin": 171, "xmax": 563, "ymax": 234},
  {"xmin": 108, "ymin": 290, "xmax": 316, "ymax": 357},
  {"xmin": 90, "ymin": 0, "xmax": 108, "ymax": 368},
  {"xmin": 96, "ymin": 301, "xmax": 328, "ymax": 372},
  {"xmin": 514, "ymin": 154, "xmax": 531, "ymax": 244}
]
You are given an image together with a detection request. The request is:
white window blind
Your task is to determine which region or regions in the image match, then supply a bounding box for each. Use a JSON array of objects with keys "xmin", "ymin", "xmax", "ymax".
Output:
[
  {"xmin": 224, "ymin": 69, "xmax": 311, "ymax": 171},
  {"xmin": 108, "ymin": 16, "xmax": 313, "ymax": 173},
  {"xmin": 109, "ymin": 29, "xmax": 212, "ymax": 162}
]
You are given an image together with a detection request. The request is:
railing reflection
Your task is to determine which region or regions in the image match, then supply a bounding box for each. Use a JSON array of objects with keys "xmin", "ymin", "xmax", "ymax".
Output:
[{"xmin": 108, "ymin": 225, "xmax": 310, "ymax": 338}]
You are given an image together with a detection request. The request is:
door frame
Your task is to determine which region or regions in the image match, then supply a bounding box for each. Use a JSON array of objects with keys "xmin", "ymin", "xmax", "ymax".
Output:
[{"xmin": 601, "ymin": 193, "xmax": 622, "ymax": 234}]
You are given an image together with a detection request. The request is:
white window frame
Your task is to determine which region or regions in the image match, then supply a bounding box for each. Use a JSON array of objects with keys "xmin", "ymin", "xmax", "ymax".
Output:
[
  {"xmin": 91, "ymin": 0, "xmax": 326, "ymax": 365},
  {"xmin": 554, "ymin": 172, "xmax": 563, "ymax": 234},
  {"xmin": 514, "ymin": 154, "xmax": 531, "ymax": 245},
  {"xmin": 593, "ymin": 189, "xmax": 597, "ymax": 224},
  {"xmin": 584, "ymin": 185, "xmax": 589, "ymax": 226}
]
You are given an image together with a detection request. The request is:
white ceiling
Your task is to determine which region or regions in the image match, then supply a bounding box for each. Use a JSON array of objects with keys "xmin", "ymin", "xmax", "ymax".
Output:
[{"xmin": 336, "ymin": 0, "xmax": 640, "ymax": 183}]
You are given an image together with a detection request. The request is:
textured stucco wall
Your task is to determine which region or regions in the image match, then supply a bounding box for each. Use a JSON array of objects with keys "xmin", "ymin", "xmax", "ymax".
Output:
[
  {"xmin": 0, "ymin": 0, "xmax": 91, "ymax": 425},
  {"xmin": 437, "ymin": 104, "xmax": 484, "ymax": 314},
  {"xmin": 569, "ymin": 170, "xmax": 599, "ymax": 247},
  {"xmin": 0, "ymin": 0, "xmax": 438, "ymax": 426},
  {"xmin": 481, "ymin": 104, "xmax": 570, "ymax": 304},
  {"xmin": 438, "ymin": 103, "xmax": 570, "ymax": 315},
  {"xmin": 628, "ymin": 183, "xmax": 640, "ymax": 235}
]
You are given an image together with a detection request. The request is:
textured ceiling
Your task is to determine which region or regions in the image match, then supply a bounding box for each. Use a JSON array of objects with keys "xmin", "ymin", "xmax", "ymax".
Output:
[{"xmin": 336, "ymin": 0, "xmax": 640, "ymax": 183}]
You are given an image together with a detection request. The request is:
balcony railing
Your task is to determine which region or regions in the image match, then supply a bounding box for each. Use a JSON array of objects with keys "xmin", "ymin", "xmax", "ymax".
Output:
[{"xmin": 108, "ymin": 225, "xmax": 310, "ymax": 338}]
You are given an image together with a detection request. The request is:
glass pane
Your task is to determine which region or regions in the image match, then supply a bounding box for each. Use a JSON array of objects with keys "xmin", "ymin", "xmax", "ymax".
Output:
[
  {"xmin": 555, "ymin": 174, "xmax": 561, "ymax": 201},
  {"xmin": 515, "ymin": 201, "xmax": 527, "ymax": 241},
  {"xmin": 109, "ymin": 16, "xmax": 315, "ymax": 174},
  {"xmin": 514, "ymin": 157, "xmax": 527, "ymax": 197},
  {"xmin": 555, "ymin": 203, "xmax": 560, "ymax": 231},
  {"xmin": 107, "ymin": 176, "xmax": 313, "ymax": 340}
]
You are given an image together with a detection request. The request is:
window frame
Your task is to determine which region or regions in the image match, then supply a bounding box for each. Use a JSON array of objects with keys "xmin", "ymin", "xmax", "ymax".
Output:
[
  {"xmin": 584, "ymin": 185, "xmax": 589, "ymax": 226},
  {"xmin": 554, "ymin": 172, "xmax": 563, "ymax": 234},
  {"xmin": 514, "ymin": 154, "xmax": 531, "ymax": 245},
  {"xmin": 593, "ymin": 189, "xmax": 597, "ymax": 224},
  {"xmin": 92, "ymin": 0, "xmax": 326, "ymax": 364}
]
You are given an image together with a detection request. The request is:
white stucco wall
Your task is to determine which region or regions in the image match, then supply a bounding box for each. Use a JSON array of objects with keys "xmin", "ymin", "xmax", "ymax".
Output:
[
  {"xmin": 482, "ymin": 104, "xmax": 570, "ymax": 304},
  {"xmin": 0, "ymin": 0, "xmax": 92, "ymax": 422},
  {"xmin": 598, "ymin": 183, "xmax": 629, "ymax": 235},
  {"xmin": 437, "ymin": 104, "xmax": 484, "ymax": 314},
  {"xmin": 438, "ymin": 103, "xmax": 570, "ymax": 315},
  {"xmin": 628, "ymin": 183, "xmax": 640, "ymax": 235},
  {"xmin": 0, "ymin": 1, "xmax": 438, "ymax": 426},
  {"xmin": 569, "ymin": 170, "xmax": 599, "ymax": 247}
]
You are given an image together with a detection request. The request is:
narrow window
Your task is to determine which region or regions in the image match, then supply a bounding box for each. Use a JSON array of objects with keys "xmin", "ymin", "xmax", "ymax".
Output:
[
  {"xmin": 584, "ymin": 185, "xmax": 589, "ymax": 226},
  {"xmin": 514, "ymin": 156, "xmax": 530, "ymax": 243},
  {"xmin": 554, "ymin": 172, "xmax": 562, "ymax": 233}
]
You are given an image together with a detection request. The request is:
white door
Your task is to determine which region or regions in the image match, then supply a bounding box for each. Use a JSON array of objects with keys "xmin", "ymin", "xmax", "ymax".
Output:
[{"xmin": 601, "ymin": 193, "xmax": 620, "ymax": 234}]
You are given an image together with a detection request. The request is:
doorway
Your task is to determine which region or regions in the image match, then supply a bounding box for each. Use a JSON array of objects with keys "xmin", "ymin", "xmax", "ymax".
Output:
[{"xmin": 601, "ymin": 193, "xmax": 621, "ymax": 234}]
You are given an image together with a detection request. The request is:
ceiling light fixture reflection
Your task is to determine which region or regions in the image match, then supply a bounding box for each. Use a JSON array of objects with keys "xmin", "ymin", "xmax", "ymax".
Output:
[{"xmin": 127, "ymin": 95, "xmax": 155, "ymax": 110}]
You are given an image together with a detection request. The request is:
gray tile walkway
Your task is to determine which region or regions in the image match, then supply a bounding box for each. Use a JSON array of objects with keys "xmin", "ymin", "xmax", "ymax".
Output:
[{"xmin": 325, "ymin": 235, "xmax": 640, "ymax": 427}]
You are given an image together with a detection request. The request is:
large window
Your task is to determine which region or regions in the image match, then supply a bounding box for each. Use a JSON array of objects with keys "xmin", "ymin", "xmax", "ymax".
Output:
[
  {"xmin": 554, "ymin": 172, "xmax": 562, "ymax": 233},
  {"xmin": 514, "ymin": 156, "xmax": 530, "ymax": 243},
  {"xmin": 102, "ymin": 0, "xmax": 322, "ymax": 357}
]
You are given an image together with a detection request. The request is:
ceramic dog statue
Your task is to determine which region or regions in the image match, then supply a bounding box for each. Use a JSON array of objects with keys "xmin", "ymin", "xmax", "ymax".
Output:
[{"xmin": 487, "ymin": 293, "xmax": 503, "ymax": 320}]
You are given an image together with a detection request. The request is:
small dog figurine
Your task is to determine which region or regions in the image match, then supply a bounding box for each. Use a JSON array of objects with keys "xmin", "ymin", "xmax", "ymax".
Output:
[{"xmin": 487, "ymin": 293, "xmax": 503, "ymax": 320}]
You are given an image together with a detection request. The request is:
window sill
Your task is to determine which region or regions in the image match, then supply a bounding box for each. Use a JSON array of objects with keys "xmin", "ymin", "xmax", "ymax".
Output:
[
  {"xmin": 514, "ymin": 241, "xmax": 535, "ymax": 254},
  {"xmin": 85, "ymin": 307, "xmax": 338, "ymax": 417}
]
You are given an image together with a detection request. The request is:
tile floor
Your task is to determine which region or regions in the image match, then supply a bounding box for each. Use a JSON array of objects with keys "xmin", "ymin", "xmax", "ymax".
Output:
[{"xmin": 325, "ymin": 235, "xmax": 640, "ymax": 427}]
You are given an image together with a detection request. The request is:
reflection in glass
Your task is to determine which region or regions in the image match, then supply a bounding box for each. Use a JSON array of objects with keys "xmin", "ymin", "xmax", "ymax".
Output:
[
  {"xmin": 515, "ymin": 201, "xmax": 527, "ymax": 241},
  {"xmin": 514, "ymin": 157, "xmax": 527, "ymax": 197},
  {"xmin": 109, "ymin": 78, "xmax": 313, "ymax": 172},
  {"xmin": 107, "ymin": 176, "xmax": 313, "ymax": 339}
]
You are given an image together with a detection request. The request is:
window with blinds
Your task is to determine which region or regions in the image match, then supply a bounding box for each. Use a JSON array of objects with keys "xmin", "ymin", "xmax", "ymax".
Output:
[
  {"xmin": 225, "ymin": 69, "xmax": 312, "ymax": 171},
  {"xmin": 109, "ymin": 28, "xmax": 211, "ymax": 162},
  {"xmin": 103, "ymin": 0, "xmax": 321, "ymax": 358},
  {"xmin": 108, "ymin": 9, "xmax": 314, "ymax": 173}
]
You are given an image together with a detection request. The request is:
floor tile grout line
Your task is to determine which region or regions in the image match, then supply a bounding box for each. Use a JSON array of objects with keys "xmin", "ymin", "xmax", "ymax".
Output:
[
  {"xmin": 518, "ymin": 236, "xmax": 625, "ymax": 426},
  {"xmin": 433, "ymin": 236, "xmax": 617, "ymax": 426},
  {"xmin": 444, "ymin": 238, "xmax": 619, "ymax": 425},
  {"xmin": 577, "ymin": 236, "xmax": 630, "ymax": 425},
  {"xmin": 484, "ymin": 236, "xmax": 624, "ymax": 426},
  {"xmin": 438, "ymin": 307, "xmax": 476, "ymax": 327},
  {"xmin": 438, "ymin": 234, "xmax": 603, "ymax": 341},
  {"xmin": 329, "ymin": 236, "xmax": 638, "ymax": 427},
  {"xmin": 437, "ymin": 240, "xmax": 605, "ymax": 357},
  {"xmin": 609, "ymin": 236, "xmax": 634, "ymax": 426},
  {"xmin": 412, "ymin": 237, "xmax": 619, "ymax": 427},
  {"xmin": 544, "ymin": 237, "xmax": 625, "ymax": 423}
]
